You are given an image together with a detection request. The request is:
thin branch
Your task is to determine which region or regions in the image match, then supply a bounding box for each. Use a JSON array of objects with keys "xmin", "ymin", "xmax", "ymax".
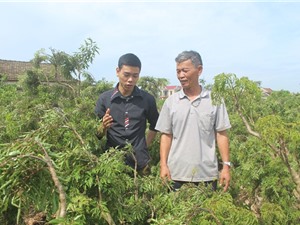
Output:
[
  {"xmin": 61, "ymin": 125, "xmax": 85, "ymax": 146},
  {"xmin": 54, "ymin": 108, "xmax": 85, "ymax": 146},
  {"xmin": 131, "ymin": 151, "xmax": 139, "ymax": 201},
  {"xmin": 237, "ymin": 107, "xmax": 260, "ymax": 138},
  {"xmin": 186, "ymin": 206, "xmax": 221, "ymax": 225},
  {"xmin": 265, "ymin": 140, "xmax": 300, "ymax": 203},
  {"xmin": 96, "ymin": 174, "xmax": 116, "ymax": 225},
  {"xmin": 34, "ymin": 139, "xmax": 67, "ymax": 218},
  {"xmin": 17, "ymin": 154, "xmax": 47, "ymax": 164}
]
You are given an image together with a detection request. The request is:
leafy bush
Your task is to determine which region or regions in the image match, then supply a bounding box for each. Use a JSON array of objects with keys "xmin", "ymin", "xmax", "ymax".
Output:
[{"xmin": 1, "ymin": 73, "xmax": 300, "ymax": 224}]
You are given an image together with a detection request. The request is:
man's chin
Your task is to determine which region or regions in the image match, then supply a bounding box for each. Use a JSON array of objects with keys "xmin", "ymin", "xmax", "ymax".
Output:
[
  {"xmin": 181, "ymin": 83, "xmax": 188, "ymax": 88},
  {"xmin": 125, "ymin": 86, "xmax": 134, "ymax": 90}
]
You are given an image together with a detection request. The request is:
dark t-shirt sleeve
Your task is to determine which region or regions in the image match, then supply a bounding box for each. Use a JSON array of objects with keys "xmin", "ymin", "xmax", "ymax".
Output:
[
  {"xmin": 95, "ymin": 93, "xmax": 109, "ymax": 119},
  {"xmin": 146, "ymin": 94, "xmax": 159, "ymax": 131}
]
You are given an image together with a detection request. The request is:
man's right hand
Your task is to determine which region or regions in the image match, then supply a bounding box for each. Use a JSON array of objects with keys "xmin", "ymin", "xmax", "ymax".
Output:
[
  {"xmin": 96, "ymin": 108, "xmax": 113, "ymax": 139},
  {"xmin": 102, "ymin": 108, "xmax": 113, "ymax": 129},
  {"xmin": 160, "ymin": 164, "xmax": 171, "ymax": 181}
]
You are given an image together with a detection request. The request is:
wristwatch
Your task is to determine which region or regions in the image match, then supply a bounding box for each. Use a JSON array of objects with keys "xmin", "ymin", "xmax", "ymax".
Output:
[{"xmin": 223, "ymin": 161, "xmax": 231, "ymax": 167}]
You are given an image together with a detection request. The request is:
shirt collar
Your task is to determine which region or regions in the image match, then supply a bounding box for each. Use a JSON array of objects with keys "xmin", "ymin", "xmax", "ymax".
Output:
[
  {"xmin": 179, "ymin": 86, "xmax": 209, "ymax": 99},
  {"xmin": 111, "ymin": 83, "xmax": 142, "ymax": 101}
]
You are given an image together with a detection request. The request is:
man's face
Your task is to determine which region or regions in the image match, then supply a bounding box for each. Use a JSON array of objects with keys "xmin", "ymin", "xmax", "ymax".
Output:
[
  {"xmin": 116, "ymin": 65, "xmax": 140, "ymax": 96},
  {"xmin": 176, "ymin": 59, "xmax": 202, "ymax": 89}
]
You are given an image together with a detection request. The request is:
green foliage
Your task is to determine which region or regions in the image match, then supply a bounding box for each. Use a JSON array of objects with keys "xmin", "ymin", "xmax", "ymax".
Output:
[
  {"xmin": 1, "ymin": 54, "xmax": 300, "ymax": 225},
  {"xmin": 212, "ymin": 73, "xmax": 263, "ymax": 121},
  {"xmin": 81, "ymin": 78, "xmax": 114, "ymax": 101},
  {"xmin": 260, "ymin": 203, "xmax": 287, "ymax": 225},
  {"xmin": 0, "ymin": 78, "xmax": 254, "ymax": 225},
  {"xmin": 138, "ymin": 76, "xmax": 169, "ymax": 99},
  {"xmin": 212, "ymin": 73, "xmax": 300, "ymax": 225},
  {"xmin": 149, "ymin": 186, "xmax": 257, "ymax": 225},
  {"xmin": 20, "ymin": 70, "xmax": 41, "ymax": 94},
  {"xmin": 31, "ymin": 38, "xmax": 99, "ymax": 98}
]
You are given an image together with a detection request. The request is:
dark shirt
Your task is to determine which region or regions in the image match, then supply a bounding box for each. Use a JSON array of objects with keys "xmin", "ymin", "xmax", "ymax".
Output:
[{"xmin": 95, "ymin": 84, "xmax": 159, "ymax": 169}]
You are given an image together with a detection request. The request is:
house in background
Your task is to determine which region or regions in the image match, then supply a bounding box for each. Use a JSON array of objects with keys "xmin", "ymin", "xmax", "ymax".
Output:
[
  {"xmin": 1, "ymin": 59, "xmax": 46, "ymax": 84},
  {"xmin": 160, "ymin": 85, "xmax": 181, "ymax": 99},
  {"xmin": 261, "ymin": 87, "xmax": 273, "ymax": 97},
  {"xmin": 0, "ymin": 59, "xmax": 67, "ymax": 84}
]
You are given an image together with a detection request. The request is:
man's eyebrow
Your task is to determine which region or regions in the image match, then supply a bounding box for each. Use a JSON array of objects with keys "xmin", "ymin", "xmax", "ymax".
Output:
[
  {"xmin": 177, "ymin": 68, "xmax": 190, "ymax": 71},
  {"xmin": 123, "ymin": 72, "xmax": 139, "ymax": 75}
]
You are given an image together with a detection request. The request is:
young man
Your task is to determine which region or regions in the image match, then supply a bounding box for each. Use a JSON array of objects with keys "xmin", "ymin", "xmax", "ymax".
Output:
[
  {"xmin": 155, "ymin": 50, "xmax": 231, "ymax": 191},
  {"xmin": 95, "ymin": 53, "xmax": 159, "ymax": 173}
]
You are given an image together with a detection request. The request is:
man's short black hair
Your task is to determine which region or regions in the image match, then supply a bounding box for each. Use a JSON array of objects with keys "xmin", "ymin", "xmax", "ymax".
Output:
[{"xmin": 118, "ymin": 53, "xmax": 142, "ymax": 70}]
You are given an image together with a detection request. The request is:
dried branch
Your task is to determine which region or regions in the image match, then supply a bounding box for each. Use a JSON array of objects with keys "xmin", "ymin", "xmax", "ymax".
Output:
[{"xmin": 34, "ymin": 139, "xmax": 67, "ymax": 218}]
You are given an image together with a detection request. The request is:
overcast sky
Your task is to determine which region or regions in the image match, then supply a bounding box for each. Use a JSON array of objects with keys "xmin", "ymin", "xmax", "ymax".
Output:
[{"xmin": 1, "ymin": 1, "xmax": 299, "ymax": 92}]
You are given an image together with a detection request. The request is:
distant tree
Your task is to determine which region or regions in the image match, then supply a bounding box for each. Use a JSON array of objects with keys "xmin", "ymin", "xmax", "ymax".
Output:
[
  {"xmin": 81, "ymin": 78, "xmax": 114, "ymax": 101},
  {"xmin": 138, "ymin": 76, "xmax": 169, "ymax": 99},
  {"xmin": 31, "ymin": 38, "xmax": 99, "ymax": 98},
  {"xmin": 66, "ymin": 38, "xmax": 99, "ymax": 95},
  {"xmin": 199, "ymin": 78, "xmax": 206, "ymax": 86}
]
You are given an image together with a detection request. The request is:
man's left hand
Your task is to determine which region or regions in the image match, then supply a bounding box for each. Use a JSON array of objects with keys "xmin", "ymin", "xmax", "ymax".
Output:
[{"xmin": 219, "ymin": 167, "xmax": 230, "ymax": 192}]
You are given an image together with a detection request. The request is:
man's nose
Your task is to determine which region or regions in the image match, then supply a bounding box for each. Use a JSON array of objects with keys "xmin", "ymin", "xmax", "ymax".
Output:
[
  {"xmin": 178, "ymin": 71, "xmax": 185, "ymax": 77},
  {"xmin": 128, "ymin": 76, "xmax": 133, "ymax": 82}
]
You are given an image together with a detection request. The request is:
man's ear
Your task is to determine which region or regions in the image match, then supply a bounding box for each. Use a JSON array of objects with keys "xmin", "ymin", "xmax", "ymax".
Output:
[{"xmin": 198, "ymin": 65, "xmax": 203, "ymax": 74}]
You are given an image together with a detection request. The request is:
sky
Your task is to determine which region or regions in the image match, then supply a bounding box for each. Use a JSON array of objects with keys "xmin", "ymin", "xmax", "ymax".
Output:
[{"xmin": 1, "ymin": 1, "xmax": 300, "ymax": 93}]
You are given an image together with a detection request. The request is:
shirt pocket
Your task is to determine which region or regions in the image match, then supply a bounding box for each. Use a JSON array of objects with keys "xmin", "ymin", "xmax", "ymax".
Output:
[{"xmin": 198, "ymin": 112, "xmax": 215, "ymax": 131}]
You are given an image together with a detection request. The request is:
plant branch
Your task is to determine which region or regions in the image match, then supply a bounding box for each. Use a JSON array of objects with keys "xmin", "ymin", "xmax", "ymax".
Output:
[
  {"xmin": 186, "ymin": 206, "xmax": 221, "ymax": 225},
  {"xmin": 236, "ymin": 105, "xmax": 260, "ymax": 138},
  {"xmin": 96, "ymin": 174, "xmax": 116, "ymax": 225},
  {"xmin": 131, "ymin": 151, "xmax": 139, "ymax": 201},
  {"xmin": 34, "ymin": 139, "xmax": 67, "ymax": 218}
]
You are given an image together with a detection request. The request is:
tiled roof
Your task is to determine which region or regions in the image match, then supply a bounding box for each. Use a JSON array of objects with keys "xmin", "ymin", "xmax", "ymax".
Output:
[
  {"xmin": 164, "ymin": 85, "xmax": 181, "ymax": 90},
  {"xmin": 0, "ymin": 59, "xmax": 63, "ymax": 82},
  {"xmin": 261, "ymin": 87, "xmax": 272, "ymax": 94}
]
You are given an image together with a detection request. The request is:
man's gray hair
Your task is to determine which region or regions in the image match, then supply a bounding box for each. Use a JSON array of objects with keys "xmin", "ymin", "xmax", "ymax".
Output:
[{"xmin": 175, "ymin": 50, "xmax": 203, "ymax": 67}]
